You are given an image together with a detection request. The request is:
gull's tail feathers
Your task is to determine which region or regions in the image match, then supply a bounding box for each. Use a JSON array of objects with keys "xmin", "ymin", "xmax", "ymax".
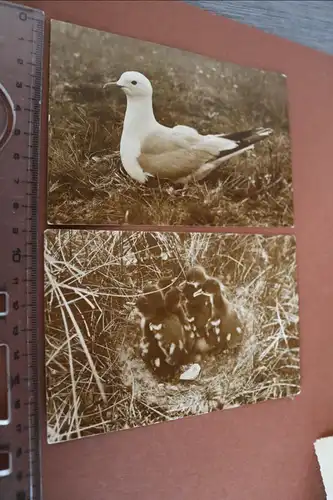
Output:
[
  {"xmin": 216, "ymin": 127, "xmax": 273, "ymax": 159},
  {"xmin": 187, "ymin": 127, "xmax": 273, "ymax": 184}
]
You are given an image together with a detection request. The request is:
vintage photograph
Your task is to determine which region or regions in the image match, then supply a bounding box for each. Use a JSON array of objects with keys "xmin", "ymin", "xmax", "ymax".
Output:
[
  {"xmin": 48, "ymin": 20, "xmax": 293, "ymax": 227},
  {"xmin": 45, "ymin": 229, "xmax": 300, "ymax": 443}
]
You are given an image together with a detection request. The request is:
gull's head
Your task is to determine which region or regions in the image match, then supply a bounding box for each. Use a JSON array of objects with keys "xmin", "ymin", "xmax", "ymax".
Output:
[{"xmin": 104, "ymin": 71, "xmax": 153, "ymax": 99}]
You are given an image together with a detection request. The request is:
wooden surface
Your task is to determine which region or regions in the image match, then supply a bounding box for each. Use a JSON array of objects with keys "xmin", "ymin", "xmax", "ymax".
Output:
[
  {"xmin": 188, "ymin": 1, "xmax": 333, "ymax": 55},
  {"xmin": 15, "ymin": 1, "xmax": 333, "ymax": 499}
]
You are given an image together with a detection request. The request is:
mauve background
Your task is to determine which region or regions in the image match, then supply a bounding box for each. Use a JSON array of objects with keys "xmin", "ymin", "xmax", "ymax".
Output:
[{"xmin": 15, "ymin": 1, "xmax": 333, "ymax": 499}]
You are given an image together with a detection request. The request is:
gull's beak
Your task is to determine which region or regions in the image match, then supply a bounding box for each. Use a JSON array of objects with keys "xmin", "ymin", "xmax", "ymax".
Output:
[
  {"xmin": 103, "ymin": 80, "xmax": 122, "ymax": 89},
  {"xmin": 193, "ymin": 289, "xmax": 203, "ymax": 297}
]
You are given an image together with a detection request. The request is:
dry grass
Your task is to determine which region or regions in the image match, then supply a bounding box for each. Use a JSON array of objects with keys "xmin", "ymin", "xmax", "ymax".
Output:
[
  {"xmin": 44, "ymin": 229, "xmax": 300, "ymax": 443},
  {"xmin": 48, "ymin": 20, "xmax": 293, "ymax": 227}
]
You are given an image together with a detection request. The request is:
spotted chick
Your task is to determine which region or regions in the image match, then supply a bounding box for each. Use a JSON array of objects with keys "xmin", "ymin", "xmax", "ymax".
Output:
[
  {"xmin": 183, "ymin": 266, "xmax": 215, "ymax": 357},
  {"xmin": 185, "ymin": 265, "xmax": 210, "ymax": 288},
  {"xmin": 194, "ymin": 278, "xmax": 243, "ymax": 352},
  {"xmin": 164, "ymin": 285, "xmax": 196, "ymax": 353},
  {"xmin": 136, "ymin": 284, "xmax": 188, "ymax": 380}
]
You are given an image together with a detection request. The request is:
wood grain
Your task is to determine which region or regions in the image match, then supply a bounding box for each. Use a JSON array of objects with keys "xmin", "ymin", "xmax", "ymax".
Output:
[{"xmin": 188, "ymin": 1, "xmax": 333, "ymax": 55}]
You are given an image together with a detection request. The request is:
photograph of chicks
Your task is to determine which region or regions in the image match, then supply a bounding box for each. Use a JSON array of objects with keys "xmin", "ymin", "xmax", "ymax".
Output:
[
  {"xmin": 45, "ymin": 230, "xmax": 300, "ymax": 443},
  {"xmin": 48, "ymin": 19, "xmax": 293, "ymax": 227},
  {"xmin": 137, "ymin": 269, "xmax": 243, "ymax": 381}
]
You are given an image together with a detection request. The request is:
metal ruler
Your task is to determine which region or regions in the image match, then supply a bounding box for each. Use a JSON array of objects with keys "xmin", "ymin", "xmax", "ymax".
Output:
[{"xmin": 0, "ymin": 1, "xmax": 44, "ymax": 499}]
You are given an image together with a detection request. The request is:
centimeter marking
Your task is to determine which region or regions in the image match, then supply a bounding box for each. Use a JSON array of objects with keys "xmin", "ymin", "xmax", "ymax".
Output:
[{"xmin": 0, "ymin": 2, "xmax": 44, "ymax": 500}]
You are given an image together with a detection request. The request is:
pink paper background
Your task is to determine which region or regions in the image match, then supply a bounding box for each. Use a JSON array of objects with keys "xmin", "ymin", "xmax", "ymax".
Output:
[{"xmin": 20, "ymin": 1, "xmax": 333, "ymax": 498}]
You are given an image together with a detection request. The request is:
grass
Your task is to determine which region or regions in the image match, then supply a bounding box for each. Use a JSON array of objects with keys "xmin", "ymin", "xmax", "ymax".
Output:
[
  {"xmin": 44, "ymin": 229, "xmax": 300, "ymax": 443},
  {"xmin": 48, "ymin": 20, "xmax": 293, "ymax": 227}
]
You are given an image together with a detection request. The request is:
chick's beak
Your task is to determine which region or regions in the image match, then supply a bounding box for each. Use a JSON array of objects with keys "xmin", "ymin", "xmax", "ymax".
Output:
[{"xmin": 193, "ymin": 289, "xmax": 203, "ymax": 297}]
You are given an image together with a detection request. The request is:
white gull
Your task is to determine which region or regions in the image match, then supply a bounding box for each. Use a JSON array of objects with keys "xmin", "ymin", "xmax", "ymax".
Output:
[{"xmin": 104, "ymin": 71, "xmax": 273, "ymax": 184}]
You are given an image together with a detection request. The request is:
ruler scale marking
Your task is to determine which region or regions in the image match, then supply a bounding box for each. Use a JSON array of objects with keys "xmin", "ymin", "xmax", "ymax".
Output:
[{"xmin": 0, "ymin": 2, "xmax": 44, "ymax": 500}]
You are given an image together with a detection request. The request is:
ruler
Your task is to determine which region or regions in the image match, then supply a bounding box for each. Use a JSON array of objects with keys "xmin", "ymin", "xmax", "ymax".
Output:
[{"xmin": 0, "ymin": 2, "xmax": 44, "ymax": 499}]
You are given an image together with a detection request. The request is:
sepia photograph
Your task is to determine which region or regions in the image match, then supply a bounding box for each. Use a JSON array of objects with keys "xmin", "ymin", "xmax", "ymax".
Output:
[
  {"xmin": 48, "ymin": 20, "xmax": 293, "ymax": 227},
  {"xmin": 44, "ymin": 229, "xmax": 300, "ymax": 443}
]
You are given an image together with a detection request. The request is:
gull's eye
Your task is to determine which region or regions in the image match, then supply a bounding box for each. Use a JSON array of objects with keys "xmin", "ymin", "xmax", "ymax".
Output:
[{"xmin": 131, "ymin": 80, "xmax": 137, "ymax": 85}]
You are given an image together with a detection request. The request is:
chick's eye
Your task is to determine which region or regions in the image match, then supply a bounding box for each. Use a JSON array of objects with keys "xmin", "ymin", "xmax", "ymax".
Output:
[{"xmin": 131, "ymin": 80, "xmax": 137, "ymax": 85}]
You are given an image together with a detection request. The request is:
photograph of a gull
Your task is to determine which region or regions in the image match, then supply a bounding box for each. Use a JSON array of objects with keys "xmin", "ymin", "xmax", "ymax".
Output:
[
  {"xmin": 104, "ymin": 71, "xmax": 273, "ymax": 185},
  {"xmin": 48, "ymin": 20, "xmax": 294, "ymax": 227}
]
